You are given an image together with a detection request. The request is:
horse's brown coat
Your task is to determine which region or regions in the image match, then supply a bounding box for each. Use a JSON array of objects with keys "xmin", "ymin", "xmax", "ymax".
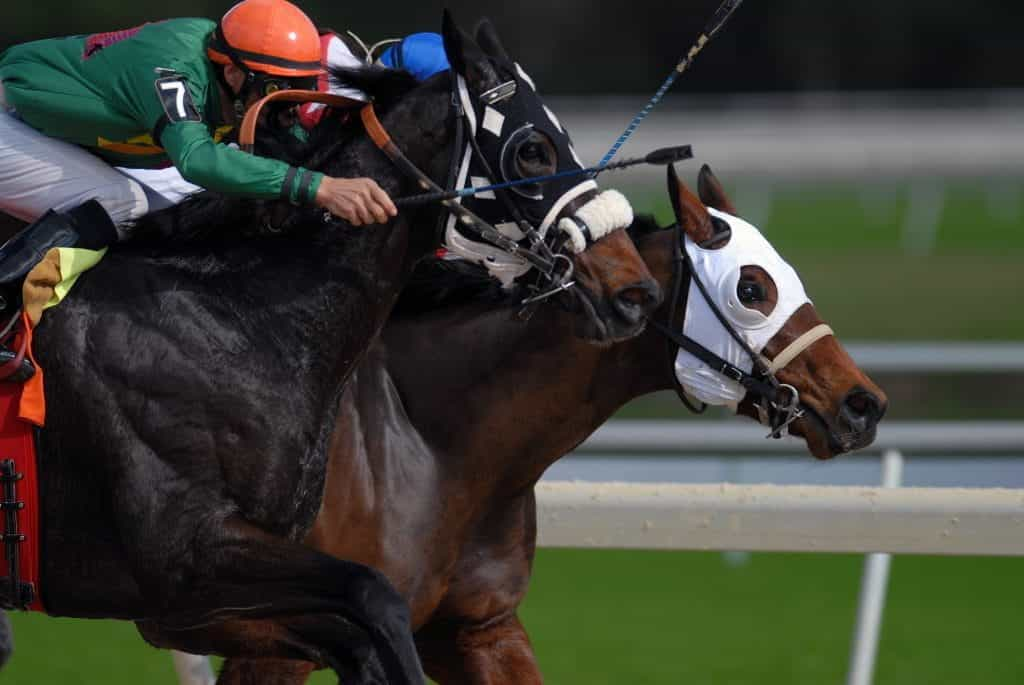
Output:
[{"xmin": 213, "ymin": 169, "xmax": 886, "ymax": 683}]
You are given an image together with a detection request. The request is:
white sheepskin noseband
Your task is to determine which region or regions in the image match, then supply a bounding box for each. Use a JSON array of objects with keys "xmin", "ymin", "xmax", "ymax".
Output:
[{"xmin": 557, "ymin": 189, "xmax": 634, "ymax": 254}]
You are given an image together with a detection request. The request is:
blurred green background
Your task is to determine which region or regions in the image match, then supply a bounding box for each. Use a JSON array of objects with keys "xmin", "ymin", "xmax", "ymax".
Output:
[
  {"xmin": 3, "ymin": 0, "xmax": 1024, "ymax": 94},
  {"xmin": 3, "ymin": 1, "xmax": 1023, "ymax": 683}
]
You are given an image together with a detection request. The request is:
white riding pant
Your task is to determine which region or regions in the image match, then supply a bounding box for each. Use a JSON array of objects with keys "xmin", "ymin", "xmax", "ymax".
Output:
[{"xmin": 0, "ymin": 81, "xmax": 200, "ymax": 237}]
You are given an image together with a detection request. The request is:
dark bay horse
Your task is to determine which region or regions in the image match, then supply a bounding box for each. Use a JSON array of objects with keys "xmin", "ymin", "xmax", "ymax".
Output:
[
  {"xmin": 167, "ymin": 165, "xmax": 886, "ymax": 683},
  {"xmin": 0, "ymin": 15, "xmax": 660, "ymax": 684}
]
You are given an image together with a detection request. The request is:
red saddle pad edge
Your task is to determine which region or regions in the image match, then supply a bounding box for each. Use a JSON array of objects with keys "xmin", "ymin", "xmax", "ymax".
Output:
[{"xmin": 0, "ymin": 312, "xmax": 46, "ymax": 612}]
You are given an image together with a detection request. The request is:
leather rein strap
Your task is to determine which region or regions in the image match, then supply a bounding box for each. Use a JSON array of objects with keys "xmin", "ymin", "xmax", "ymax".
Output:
[
  {"xmin": 358, "ymin": 106, "xmax": 553, "ymax": 273},
  {"xmin": 237, "ymin": 90, "xmax": 555, "ymax": 274},
  {"xmin": 239, "ymin": 90, "xmax": 367, "ymax": 153}
]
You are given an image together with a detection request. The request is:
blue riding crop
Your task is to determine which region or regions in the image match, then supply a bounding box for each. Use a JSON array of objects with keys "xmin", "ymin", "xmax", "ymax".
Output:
[{"xmin": 598, "ymin": 0, "xmax": 746, "ymax": 167}]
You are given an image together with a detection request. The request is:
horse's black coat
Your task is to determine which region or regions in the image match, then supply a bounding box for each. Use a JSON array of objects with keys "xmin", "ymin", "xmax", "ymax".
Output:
[
  {"xmin": 18, "ymin": 57, "xmax": 458, "ymax": 685},
  {"xmin": 0, "ymin": 15, "xmax": 657, "ymax": 682}
]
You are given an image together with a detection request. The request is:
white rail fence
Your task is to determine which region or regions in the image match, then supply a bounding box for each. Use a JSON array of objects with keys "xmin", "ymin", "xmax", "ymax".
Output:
[
  {"xmin": 577, "ymin": 419, "xmax": 1024, "ymax": 454},
  {"xmin": 836, "ymin": 341, "xmax": 1024, "ymax": 373},
  {"xmin": 554, "ymin": 92, "xmax": 1024, "ymax": 181},
  {"xmin": 541, "ymin": 414, "xmax": 1024, "ymax": 685},
  {"xmin": 535, "ymin": 476, "xmax": 1024, "ymax": 556}
]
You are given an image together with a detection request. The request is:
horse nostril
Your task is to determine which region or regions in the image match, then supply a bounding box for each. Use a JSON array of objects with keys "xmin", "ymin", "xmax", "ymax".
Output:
[
  {"xmin": 614, "ymin": 281, "xmax": 662, "ymax": 323},
  {"xmin": 840, "ymin": 389, "xmax": 884, "ymax": 433}
]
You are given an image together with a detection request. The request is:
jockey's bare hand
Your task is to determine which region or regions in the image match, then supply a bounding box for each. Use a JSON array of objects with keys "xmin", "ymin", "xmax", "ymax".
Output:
[{"xmin": 315, "ymin": 177, "xmax": 398, "ymax": 226}]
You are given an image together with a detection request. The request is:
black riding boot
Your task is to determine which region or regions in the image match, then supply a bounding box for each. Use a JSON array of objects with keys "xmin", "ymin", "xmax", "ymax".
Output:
[{"xmin": 0, "ymin": 200, "xmax": 118, "ymax": 382}]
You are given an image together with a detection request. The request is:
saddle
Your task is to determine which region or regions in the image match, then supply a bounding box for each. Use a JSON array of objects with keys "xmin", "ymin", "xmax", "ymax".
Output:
[
  {"xmin": 0, "ymin": 245, "xmax": 100, "ymax": 612},
  {"xmin": 0, "ymin": 310, "xmax": 44, "ymax": 611}
]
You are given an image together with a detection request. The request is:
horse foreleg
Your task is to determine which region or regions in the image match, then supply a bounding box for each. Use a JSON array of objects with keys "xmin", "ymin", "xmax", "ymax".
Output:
[
  {"xmin": 141, "ymin": 621, "xmax": 318, "ymax": 685},
  {"xmin": 416, "ymin": 614, "xmax": 542, "ymax": 685},
  {"xmin": 138, "ymin": 515, "xmax": 423, "ymax": 685},
  {"xmin": 216, "ymin": 657, "xmax": 315, "ymax": 685}
]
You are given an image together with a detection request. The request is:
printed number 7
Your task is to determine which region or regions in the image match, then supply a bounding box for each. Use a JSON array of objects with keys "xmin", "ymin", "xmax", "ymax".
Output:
[{"xmin": 160, "ymin": 80, "xmax": 188, "ymax": 119}]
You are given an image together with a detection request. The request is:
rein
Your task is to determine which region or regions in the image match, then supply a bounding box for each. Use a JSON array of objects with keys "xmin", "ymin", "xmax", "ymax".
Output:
[
  {"xmin": 650, "ymin": 221, "xmax": 833, "ymax": 439},
  {"xmin": 393, "ymin": 145, "xmax": 693, "ymax": 208},
  {"xmin": 238, "ymin": 87, "xmax": 562, "ymax": 276},
  {"xmin": 239, "ymin": 90, "xmax": 366, "ymax": 152}
]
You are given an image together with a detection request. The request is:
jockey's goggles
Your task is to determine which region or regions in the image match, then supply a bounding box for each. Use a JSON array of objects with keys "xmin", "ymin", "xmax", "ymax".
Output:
[{"xmin": 251, "ymin": 73, "xmax": 318, "ymax": 97}]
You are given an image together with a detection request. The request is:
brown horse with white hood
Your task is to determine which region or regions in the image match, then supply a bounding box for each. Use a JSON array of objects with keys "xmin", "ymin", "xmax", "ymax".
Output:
[{"xmin": 161, "ymin": 165, "xmax": 886, "ymax": 683}]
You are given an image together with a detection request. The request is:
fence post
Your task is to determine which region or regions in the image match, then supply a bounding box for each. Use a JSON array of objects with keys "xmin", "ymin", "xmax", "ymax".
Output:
[{"xmin": 846, "ymin": 448, "xmax": 904, "ymax": 685}]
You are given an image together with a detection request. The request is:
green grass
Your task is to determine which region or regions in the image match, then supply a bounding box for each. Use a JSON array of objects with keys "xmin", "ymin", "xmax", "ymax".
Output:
[
  {"xmin": 5, "ymin": 552, "xmax": 1024, "ymax": 684},
  {"xmin": 524, "ymin": 551, "xmax": 1024, "ymax": 685}
]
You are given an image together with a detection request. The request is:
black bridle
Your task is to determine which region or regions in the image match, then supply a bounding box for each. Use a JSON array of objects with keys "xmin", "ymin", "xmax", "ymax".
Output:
[
  {"xmin": 355, "ymin": 77, "xmax": 562, "ymax": 280},
  {"xmin": 443, "ymin": 76, "xmax": 572, "ymax": 300},
  {"xmin": 647, "ymin": 221, "xmax": 806, "ymax": 439}
]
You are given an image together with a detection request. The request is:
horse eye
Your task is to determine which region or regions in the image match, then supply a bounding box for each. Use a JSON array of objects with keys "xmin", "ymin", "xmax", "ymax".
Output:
[
  {"xmin": 519, "ymin": 142, "xmax": 545, "ymax": 164},
  {"xmin": 515, "ymin": 131, "xmax": 555, "ymax": 176},
  {"xmin": 737, "ymin": 280, "xmax": 766, "ymax": 304}
]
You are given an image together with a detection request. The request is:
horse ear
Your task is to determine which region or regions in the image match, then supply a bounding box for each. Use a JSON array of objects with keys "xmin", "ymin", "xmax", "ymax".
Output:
[
  {"xmin": 442, "ymin": 10, "xmax": 499, "ymax": 92},
  {"xmin": 697, "ymin": 164, "xmax": 738, "ymax": 215},
  {"xmin": 668, "ymin": 164, "xmax": 716, "ymax": 246},
  {"xmin": 474, "ymin": 18, "xmax": 511, "ymax": 64}
]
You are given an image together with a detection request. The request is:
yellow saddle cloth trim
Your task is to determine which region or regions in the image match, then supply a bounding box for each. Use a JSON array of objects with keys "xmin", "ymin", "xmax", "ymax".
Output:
[
  {"xmin": 16, "ymin": 247, "xmax": 106, "ymax": 427},
  {"xmin": 23, "ymin": 247, "xmax": 107, "ymax": 327},
  {"xmin": 46, "ymin": 247, "xmax": 107, "ymax": 309}
]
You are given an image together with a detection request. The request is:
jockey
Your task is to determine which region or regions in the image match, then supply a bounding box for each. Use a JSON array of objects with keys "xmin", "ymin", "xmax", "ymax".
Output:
[{"xmin": 0, "ymin": 0, "xmax": 397, "ymax": 291}]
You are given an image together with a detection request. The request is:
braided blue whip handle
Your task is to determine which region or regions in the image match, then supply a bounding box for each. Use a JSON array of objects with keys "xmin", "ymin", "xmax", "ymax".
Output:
[
  {"xmin": 598, "ymin": 0, "xmax": 745, "ymax": 167},
  {"xmin": 598, "ymin": 67, "xmax": 686, "ymax": 168}
]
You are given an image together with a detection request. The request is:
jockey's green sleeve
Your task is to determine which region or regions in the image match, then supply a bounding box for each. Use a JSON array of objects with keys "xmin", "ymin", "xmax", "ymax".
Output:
[{"xmin": 0, "ymin": 18, "xmax": 322, "ymax": 204}]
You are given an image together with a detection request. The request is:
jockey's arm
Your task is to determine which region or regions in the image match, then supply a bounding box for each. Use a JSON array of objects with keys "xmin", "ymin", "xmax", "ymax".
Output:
[
  {"xmin": 136, "ymin": 60, "xmax": 395, "ymax": 226},
  {"xmin": 158, "ymin": 120, "xmax": 321, "ymax": 204},
  {"xmin": 157, "ymin": 113, "xmax": 395, "ymax": 226}
]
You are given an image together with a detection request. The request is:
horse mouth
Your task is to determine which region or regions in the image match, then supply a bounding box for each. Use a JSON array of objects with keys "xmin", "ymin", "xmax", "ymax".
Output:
[
  {"xmin": 790, "ymin": 402, "xmax": 878, "ymax": 459},
  {"xmin": 571, "ymin": 286, "xmax": 647, "ymax": 345}
]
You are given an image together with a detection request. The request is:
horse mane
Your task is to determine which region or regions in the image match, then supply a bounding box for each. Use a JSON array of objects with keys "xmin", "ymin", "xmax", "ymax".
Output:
[
  {"xmin": 258, "ymin": 66, "xmax": 421, "ymax": 170},
  {"xmin": 627, "ymin": 213, "xmax": 667, "ymax": 240},
  {"xmin": 392, "ymin": 215, "xmax": 669, "ymax": 317},
  {"xmin": 391, "ymin": 257, "xmax": 517, "ymax": 317},
  {"xmin": 330, "ymin": 66, "xmax": 421, "ymax": 110},
  {"xmin": 128, "ymin": 65, "xmax": 422, "ymax": 245}
]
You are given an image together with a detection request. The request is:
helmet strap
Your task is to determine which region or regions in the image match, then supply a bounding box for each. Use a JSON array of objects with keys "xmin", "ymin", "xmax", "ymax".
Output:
[{"xmin": 211, "ymin": 23, "xmax": 258, "ymax": 121}]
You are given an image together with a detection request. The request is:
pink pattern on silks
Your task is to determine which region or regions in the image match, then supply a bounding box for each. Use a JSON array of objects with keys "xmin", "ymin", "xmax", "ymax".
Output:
[
  {"xmin": 298, "ymin": 33, "xmax": 340, "ymax": 130},
  {"xmin": 82, "ymin": 23, "xmax": 150, "ymax": 59}
]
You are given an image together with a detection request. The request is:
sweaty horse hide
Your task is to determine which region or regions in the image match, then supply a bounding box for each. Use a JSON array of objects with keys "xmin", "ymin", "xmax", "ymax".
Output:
[
  {"xmin": 0, "ymin": 12, "xmax": 659, "ymax": 685},
  {"xmin": 169, "ymin": 166, "xmax": 887, "ymax": 685}
]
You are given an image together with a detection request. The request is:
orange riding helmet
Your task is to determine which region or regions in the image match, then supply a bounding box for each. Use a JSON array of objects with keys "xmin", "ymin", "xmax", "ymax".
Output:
[{"xmin": 207, "ymin": 0, "xmax": 322, "ymax": 78}]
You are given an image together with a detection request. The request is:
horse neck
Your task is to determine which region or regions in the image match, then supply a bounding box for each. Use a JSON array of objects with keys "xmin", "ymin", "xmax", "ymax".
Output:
[
  {"xmin": 316, "ymin": 90, "xmax": 453, "ymax": 264},
  {"xmin": 193, "ymin": 84, "xmax": 457, "ymax": 396},
  {"xmin": 382, "ymin": 301, "xmax": 673, "ymax": 494}
]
